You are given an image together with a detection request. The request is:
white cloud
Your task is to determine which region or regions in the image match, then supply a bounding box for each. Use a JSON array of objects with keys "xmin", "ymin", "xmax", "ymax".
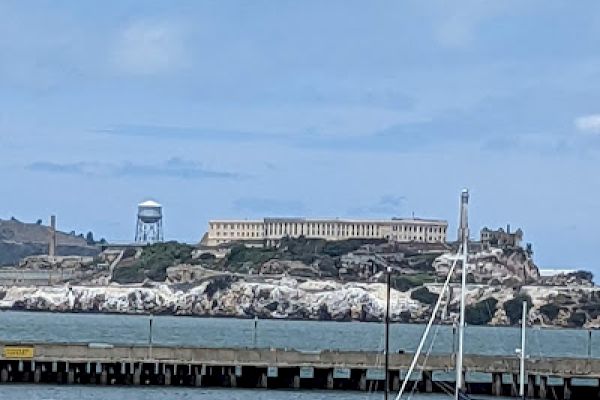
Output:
[
  {"xmin": 436, "ymin": 12, "xmax": 477, "ymax": 48},
  {"xmin": 434, "ymin": 2, "xmax": 513, "ymax": 49},
  {"xmin": 574, "ymin": 114, "xmax": 600, "ymax": 135},
  {"xmin": 111, "ymin": 20, "xmax": 187, "ymax": 76}
]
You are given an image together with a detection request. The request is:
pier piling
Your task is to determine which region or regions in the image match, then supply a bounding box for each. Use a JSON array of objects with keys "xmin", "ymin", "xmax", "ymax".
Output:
[
  {"xmin": 359, "ymin": 372, "xmax": 367, "ymax": 391},
  {"xmin": 527, "ymin": 374, "xmax": 535, "ymax": 398},
  {"xmin": 259, "ymin": 372, "xmax": 268, "ymax": 388},
  {"xmin": 2, "ymin": 342, "xmax": 600, "ymax": 396},
  {"xmin": 492, "ymin": 372, "xmax": 502, "ymax": 396},
  {"xmin": 33, "ymin": 366, "xmax": 41, "ymax": 383},
  {"xmin": 164, "ymin": 366, "xmax": 172, "ymax": 386},
  {"xmin": 424, "ymin": 371, "xmax": 433, "ymax": 393},
  {"xmin": 67, "ymin": 368, "xmax": 75, "ymax": 384},
  {"xmin": 133, "ymin": 366, "xmax": 141, "ymax": 385},
  {"xmin": 510, "ymin": 373, "xmax": 518, "ymax": 397},
  {"xmin": 564, "ymin": 378, "xmax": 572, "ymax": 400},
  {"xmin": 539, "ymin": 376, "xmax": 548, "ymax": 400},
  {"xmin": 326, "ymin": 371, "xmax": 334, "ymax": 389}
]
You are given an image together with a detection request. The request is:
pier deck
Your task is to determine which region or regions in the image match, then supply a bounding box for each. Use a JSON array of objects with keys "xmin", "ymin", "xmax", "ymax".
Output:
[{"xmin": 1, "ymin": 342, "xmax": 597, "ymax": 398}]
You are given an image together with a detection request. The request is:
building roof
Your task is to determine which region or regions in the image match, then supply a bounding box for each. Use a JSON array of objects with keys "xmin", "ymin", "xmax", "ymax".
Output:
[
  {"xmin": 209, "ymin": 217, "xmax": 447, "ymax": 225},
  {"xmin": 138, "ymin": 200, "xmax": 161, "ymax": 208},
  {"xmin": 208, "ymin": 219, "xmax": 264, "ymax": 224}
]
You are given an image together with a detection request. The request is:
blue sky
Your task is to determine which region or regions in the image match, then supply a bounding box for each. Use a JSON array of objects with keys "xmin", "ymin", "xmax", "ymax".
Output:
[{"xmin": 1, "ymin": 1, "xmax": 600, "ymax": 272}]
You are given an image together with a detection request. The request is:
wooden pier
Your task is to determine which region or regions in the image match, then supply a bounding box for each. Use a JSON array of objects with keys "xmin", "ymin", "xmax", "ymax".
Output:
[{"xmin": 1, "ymin": 341, "xmax": 599, "ymax": 398}]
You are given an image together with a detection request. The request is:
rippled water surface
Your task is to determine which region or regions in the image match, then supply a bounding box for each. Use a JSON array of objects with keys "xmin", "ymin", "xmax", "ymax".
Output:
[
  {"xmin": 0, "ymin": 385, "xmax": 507, "ymax": 400},
  {"xmin": 0, "ymin": 311, "xmax": 578, "ymax": 399},
  {"xmin": 0, "ymin": 310, "xmax": 597, "ymax": 358}
]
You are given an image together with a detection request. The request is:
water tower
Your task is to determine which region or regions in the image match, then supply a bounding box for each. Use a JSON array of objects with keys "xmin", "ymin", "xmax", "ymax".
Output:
[{"xmin": 135, "ymin": 200, "xmax": 164, "ymax": 244}]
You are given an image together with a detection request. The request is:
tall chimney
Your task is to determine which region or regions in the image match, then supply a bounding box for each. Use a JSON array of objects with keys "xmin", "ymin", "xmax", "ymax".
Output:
[{"xmin": 49, "ymin": 215, "xmax": 57, "ymax": 257}]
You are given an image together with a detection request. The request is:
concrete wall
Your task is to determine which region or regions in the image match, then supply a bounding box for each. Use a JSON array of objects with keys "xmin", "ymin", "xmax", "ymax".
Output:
[{"xmin": 2, "ymin": 342, "xmax": 599, "ymax": 377}]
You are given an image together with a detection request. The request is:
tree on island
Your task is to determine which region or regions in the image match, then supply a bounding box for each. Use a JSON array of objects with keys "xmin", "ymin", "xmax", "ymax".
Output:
[{"xmin": 86, "ymin": 231, "xmax": 94, "ymax": 245}]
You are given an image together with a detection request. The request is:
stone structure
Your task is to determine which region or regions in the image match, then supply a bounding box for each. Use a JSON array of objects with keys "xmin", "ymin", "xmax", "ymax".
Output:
[
  {"xmin": 48, "ymin": 215, "xmax": 57, "ymax": 258},
  {"xmin": 480, "ymin": 225, "xmax": 523, "ymax": 249},
  {"xmin": 2, "ymin": 273, "xmax": 600, "ymax": 327},
  {"xmin": 0, "ymin": 254, "xmax": 108, "ymax": 286},
  {"xmin": 433, "ymin": 247, "xmax": 539, "ymax": 285},
  {"xmin": 203, "ymin": 217, "xmax": 448, "ymax": 247}
]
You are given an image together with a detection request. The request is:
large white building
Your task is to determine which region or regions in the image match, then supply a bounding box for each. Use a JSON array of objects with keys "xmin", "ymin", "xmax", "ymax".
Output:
[{"xmin": 202, "ymin": 217, "xmax": 448, "ymax": 247}]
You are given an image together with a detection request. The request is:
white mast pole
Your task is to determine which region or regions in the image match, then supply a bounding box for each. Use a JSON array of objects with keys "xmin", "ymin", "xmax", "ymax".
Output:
[
  {"xmin": 455, "ymin": 189, "xmax": 469, "ymax": 399},
  {"xmin": 394, "ymin": 246, "xmax": 461, "ymax": 400},
  {"xmin": 519, "ymin": 300, "xmax": 527, "ymax": 398}
]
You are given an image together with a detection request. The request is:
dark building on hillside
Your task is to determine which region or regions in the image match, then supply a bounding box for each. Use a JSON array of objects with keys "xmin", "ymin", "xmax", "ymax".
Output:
[{"xmin": 480, "ymin": 225, "xmax": 523, "ymax": 249}]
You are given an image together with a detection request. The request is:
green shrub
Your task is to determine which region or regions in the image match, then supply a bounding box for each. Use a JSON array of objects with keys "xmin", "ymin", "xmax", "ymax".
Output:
[
  {"xmin": 280, "ymin": 237, "xmax": 326, "ymax": 257},
  {"xmin": 465, "ymin": 298, "xmax": 498, "ymax": 325},
  {"xmin": 554, "ymin": 293, "xmax": 576, "ymax": 305},
  {"xmin": 391, "ymin": 277, "xmax": 418, "ymax": 292},
  {"xmin": 198, "ymin": 252, "xmax": 216, "ymax": 261},
  {"xmin": 316, "ymin": 256, "xmax": 338, "ymax": 277},
  {"xmin": 410, "ymin": 287, "xmax": 438, "ymax": 305},
  {"xmin": 574, "ymin": 270, "xmax": 594, "ymax": 282},
  {"xmin": 406, "ymin": 253, "xmax": 438, "ymax": 272},
  {"xmin": 539, "ymin": 303, "xmax": 560, "ymax": 321},
  {"xmin": 503, "ymin": 294, "xmax": 533, "ymax": 325},
  {"xmin": 567, "ymin": 311, "xmax": 587, "ymax": 328},
  {"xmin": 322, "ymin": 239, "xmax": 384, "ymax": 257},
  {"xmin": 205, "ymin": 276, "xmax": 236, "ymax": 299},
  {"xmin": 113, "ymin": 242, "xmax": 196, "ymax": 284},
  {"xmin": 391, "ymin": 274, "xmax": 436, "ymax": 292},
  {"xmin": 225, "ymin": 245, "xmax": 278, "ymax": 269},
  {"xmin": 581, "ymin": 303, "xmax": 600, "ymax": 319},
  {"xmin": 113, "ymin": 264, "xmax": 146, "ymax": 284}
]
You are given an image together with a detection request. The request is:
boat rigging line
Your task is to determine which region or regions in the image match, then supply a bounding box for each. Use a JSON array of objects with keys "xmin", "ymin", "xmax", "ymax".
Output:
[{"xmin": 394, "ymin": 243, "xmax": 463, "ymax": 400}]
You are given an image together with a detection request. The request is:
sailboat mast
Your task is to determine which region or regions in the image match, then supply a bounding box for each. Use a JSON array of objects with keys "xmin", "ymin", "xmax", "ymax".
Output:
[
  {"xmin": 455, "ymin": 189, "xmax": 469, "ymax": 399},
  {"xmin": 384, "ymin": 266, "xmax": 391, "ymax": 400},
  {"xmin": 519, "ymin": 300, "xmax": 527, "ymax": 398}
]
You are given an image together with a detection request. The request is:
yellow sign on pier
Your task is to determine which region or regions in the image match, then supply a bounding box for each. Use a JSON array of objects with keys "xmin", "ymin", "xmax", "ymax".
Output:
[{"xmin": 2, "ymin": 346, "xmax": 34, "ymax": 359}]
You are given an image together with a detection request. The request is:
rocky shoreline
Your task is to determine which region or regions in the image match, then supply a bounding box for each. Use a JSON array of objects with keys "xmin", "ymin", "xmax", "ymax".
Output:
[
  {"xmin": 1, "ymin": 238, "xmax": 597, "ymax": 328},
  {"xmin": 2, "ymin": 276, "xmax": 600, "ymax": 328}
]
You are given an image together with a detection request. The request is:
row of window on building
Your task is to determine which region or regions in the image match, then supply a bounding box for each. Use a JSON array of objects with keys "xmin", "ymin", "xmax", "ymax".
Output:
[
  {"xmin": 211, "ymin": 223, "xmax": 262, "ymax": 231},
  {"xmin": 264, "ymin": 223, "xmax": 382, "ymax": 237},
  {"xmin": 210, "ymin": 224, "xmax": 445, "ymax": 240},
  {"xmin": 214, "ymin": 231, "xmax": 261, "ymax": 238},
  {"xmin": 391, "ymin": 225, "xmax": 446, "ymax": 234}
]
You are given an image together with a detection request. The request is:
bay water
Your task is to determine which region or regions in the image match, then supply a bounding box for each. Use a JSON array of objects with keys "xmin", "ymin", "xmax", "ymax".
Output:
[
  {"xmin": 0, "ymin": 311, "xmax": 591, "ymax": 399},
  {"xmin": 0, "ymin": 310, "xmax": 596, "ymax": 358}
]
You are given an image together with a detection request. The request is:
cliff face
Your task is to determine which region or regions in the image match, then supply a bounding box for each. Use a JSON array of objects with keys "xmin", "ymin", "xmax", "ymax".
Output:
[
  {"xmin": 0, "ymin": 239, "xmax": 595, "ymax": 327},
  {"xmin": 0, "ymin": 275, "xmax": 597, "ymax": 328},
  {"xmin": 0, "ymin": 278, "xmax": 391, "ymax": 321},
  {"xmin": 433, "ymin": 247, "xmax": 540, "ymax": 285}
]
